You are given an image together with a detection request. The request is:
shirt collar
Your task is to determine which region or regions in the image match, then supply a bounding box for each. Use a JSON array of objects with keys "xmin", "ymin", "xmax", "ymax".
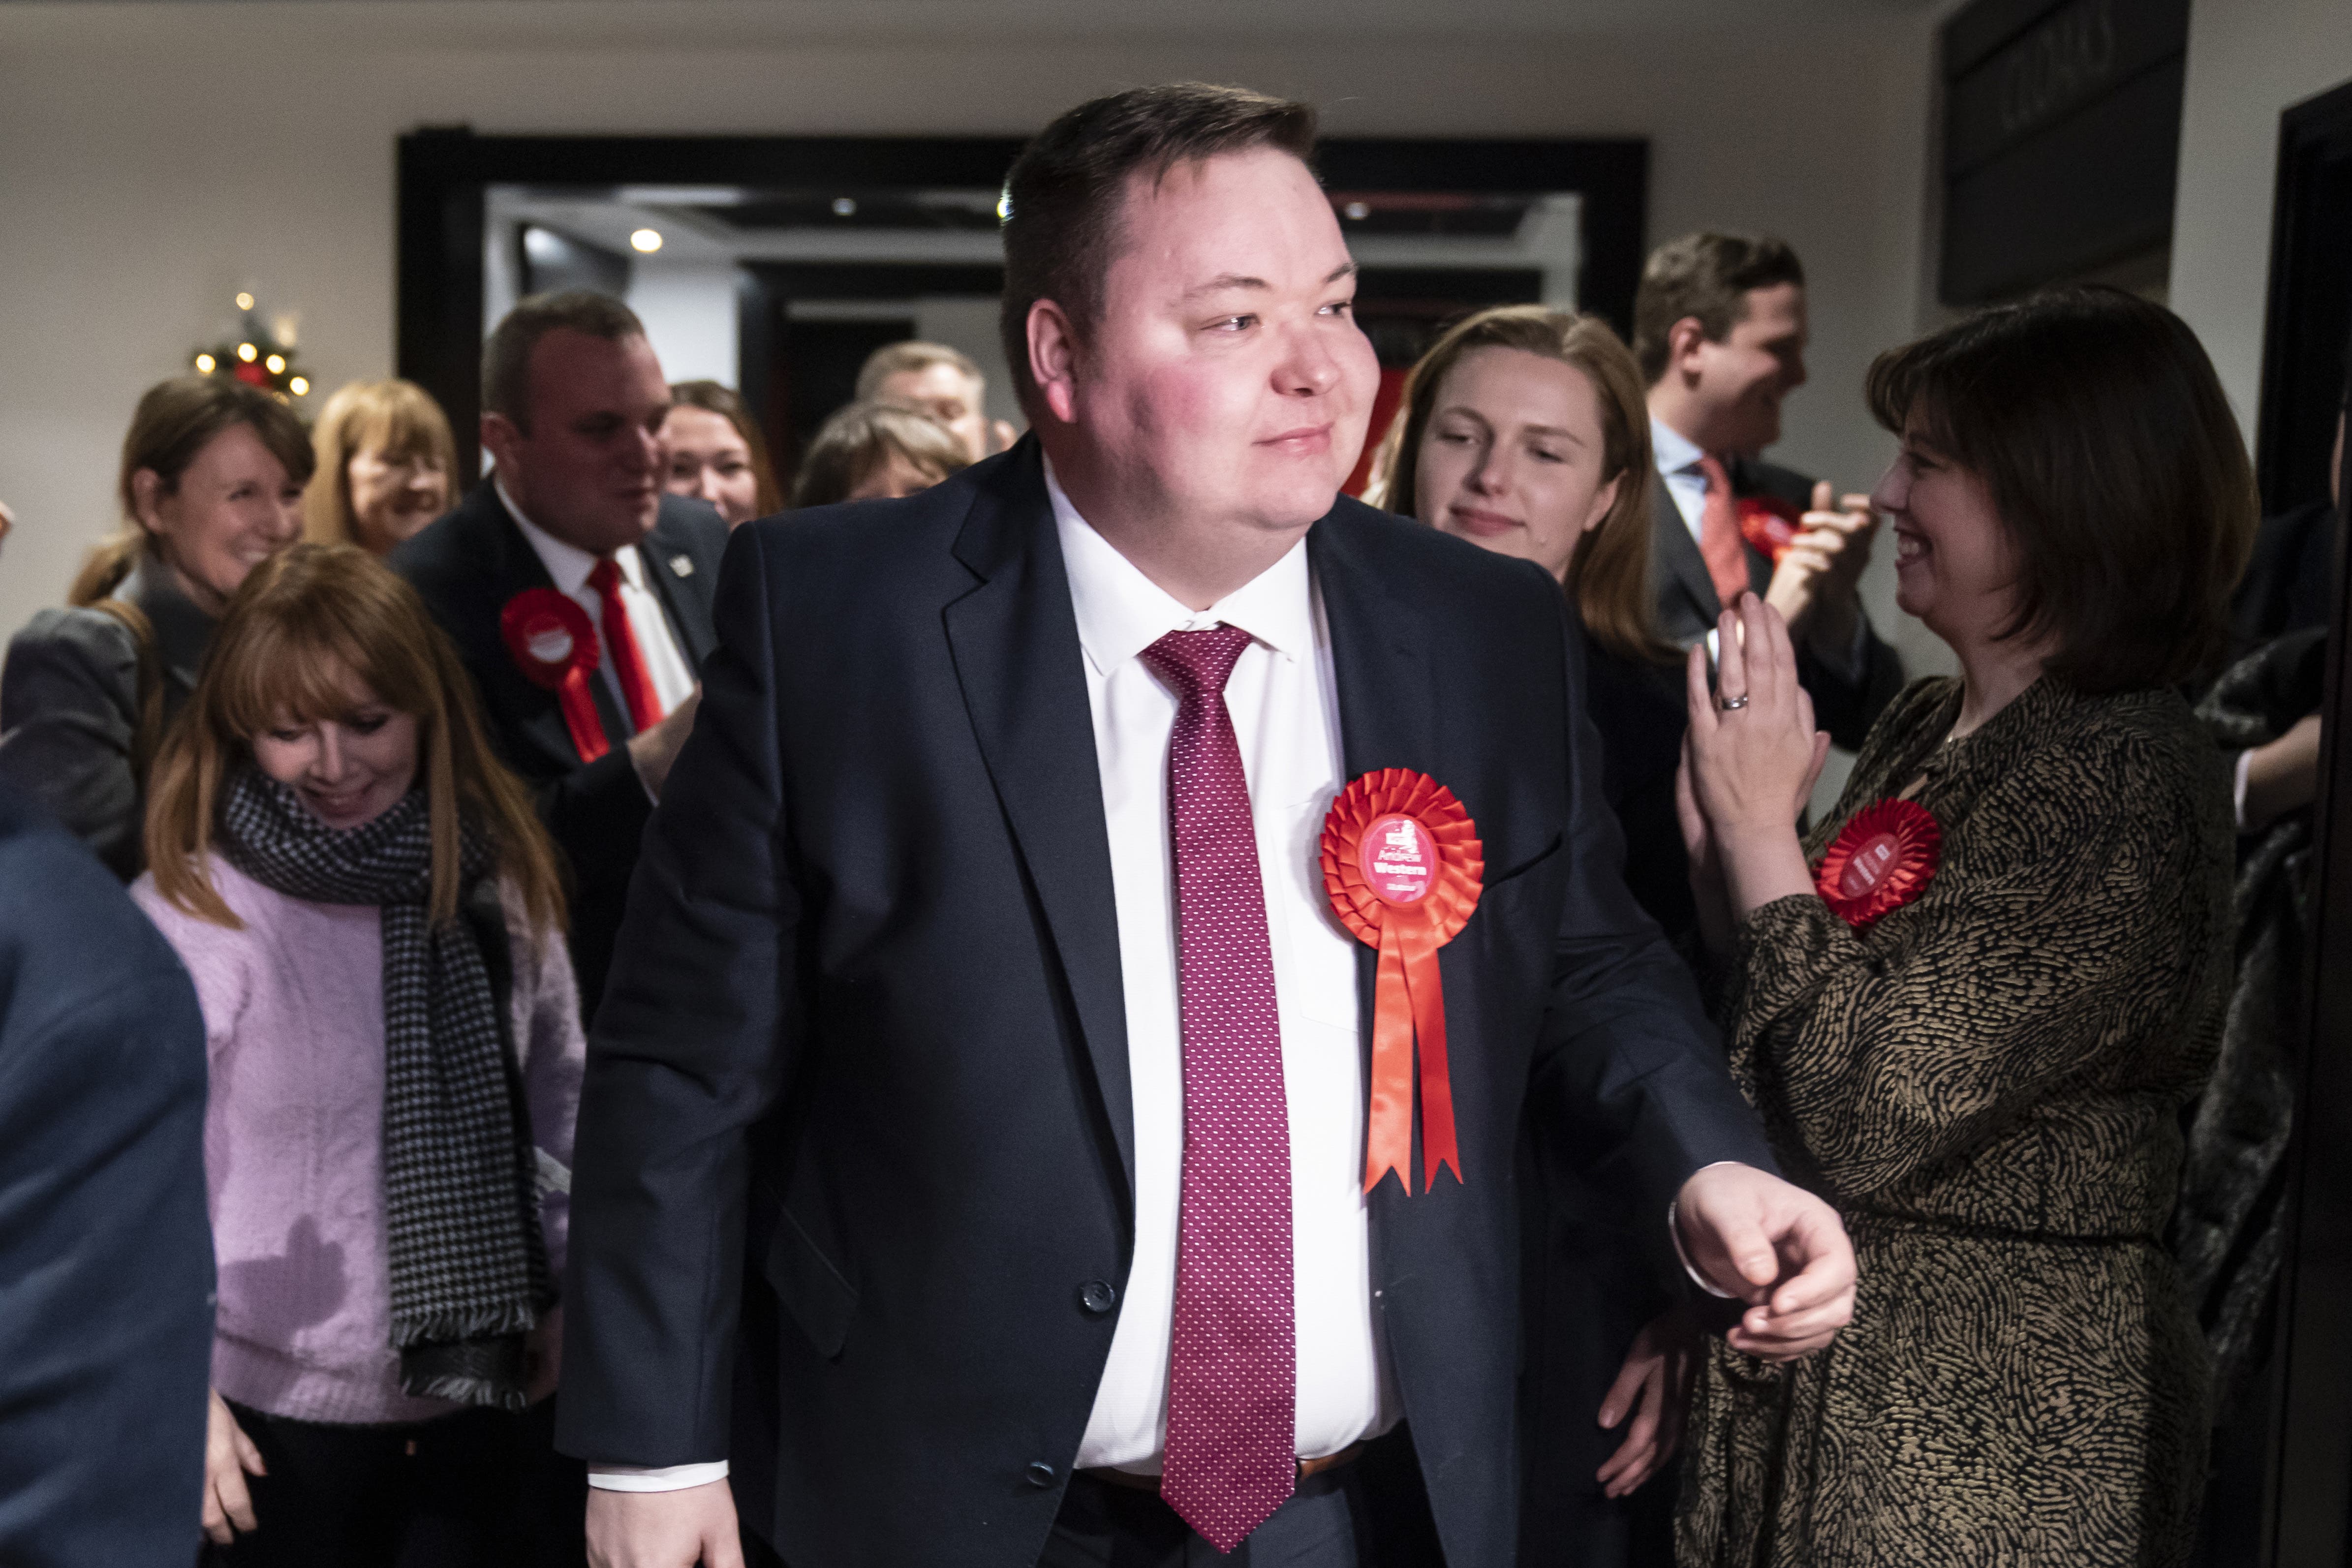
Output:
[
  {"xmin": 1649, "ymin": 413, "xmax": 1707, "ymax": 477},
  {"xmin": 496, "ymin": 476, "xmax": 642, "ymax": 596},
  {"xmin": 1044, "ymin": 458, "xmax": 1314, "ymax": 679}
]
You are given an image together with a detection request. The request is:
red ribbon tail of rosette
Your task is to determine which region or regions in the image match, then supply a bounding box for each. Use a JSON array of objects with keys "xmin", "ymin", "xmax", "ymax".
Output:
[
  {"xmin": 1320, "ymin": 768, "xmax": 1483, "ymax": 1196},
  {"xmin": 500, "ymin": 588, "xmax": 610, "ymax": 764}
]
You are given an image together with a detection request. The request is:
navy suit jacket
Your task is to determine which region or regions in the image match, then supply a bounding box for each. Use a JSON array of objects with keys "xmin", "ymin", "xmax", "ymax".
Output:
[
  {"xmin": 0, "ymin": 784, "xmax": 212, "ymax": 1563},
  {"xmin": 392, "ymin": 483, "xmax": 726, "ymax": 1018},
  {"xmin": 555, "ymin": 443, "xmax": 1775, "ymax": 1567}
]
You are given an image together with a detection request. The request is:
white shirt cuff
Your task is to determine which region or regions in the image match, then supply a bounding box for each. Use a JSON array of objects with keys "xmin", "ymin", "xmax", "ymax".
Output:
[
  {"xmin": 2233, "ymin": 747, "xmax": 2255, "ymax": 833},
  {"xmin": 587, "ymin": 1461, "xmax": 731, "ymax": 1492},
  {"xmin": 1668, "ymin": 1162, "xmax": 1741, "ymax": 1299}
]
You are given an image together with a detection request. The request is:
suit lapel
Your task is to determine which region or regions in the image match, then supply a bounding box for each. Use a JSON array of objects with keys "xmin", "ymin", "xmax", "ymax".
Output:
[
  {"xmin": 1649, "ymin": 474, "xmax": 1721, "ymax": 638},
  {"xmin": 1308, "ymin": 511, "xmax": 1439, "ymax": 1089},
  {"xmin": 941, "ymin": 448, "xmax": 1135, "ymax": 1194},
  {"xmin": 639, "ymin": 504, "xmax": 721, "ymax": 670}
]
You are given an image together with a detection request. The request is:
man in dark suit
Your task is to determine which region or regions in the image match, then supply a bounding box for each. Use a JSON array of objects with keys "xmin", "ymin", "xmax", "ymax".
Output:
[
  {"xmin": 393, "ymin": 291, "xmax": 726, "ymax": 1022},
  {"xmin": 560, "ymin": 86, "xmax": 1857, "ymax": 1568},
  {"xmin": 1634, "ymin": 233, "xmax": 1902, "ymax": 748},
  {"xmin": 0, "ymin": 780, "xmax": 214, "ymax": 1562}
]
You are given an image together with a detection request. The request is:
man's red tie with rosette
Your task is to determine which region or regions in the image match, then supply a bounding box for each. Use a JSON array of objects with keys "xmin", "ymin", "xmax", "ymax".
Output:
[{"xmin": 498, "ymin": 557, "xmax": 665, "ymax": 762}]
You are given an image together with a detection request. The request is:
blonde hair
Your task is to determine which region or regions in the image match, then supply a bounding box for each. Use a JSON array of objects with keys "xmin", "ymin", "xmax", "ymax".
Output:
[
  {"xmin": 1367, "ymin": 307, "xmax": 1674, "ymax": 668},
  {"xmin": 71, "ymin": 376, "xmax": 315, "ymax": 606},
  {"xmin": 303, "ymin": 379, "xmax": 459, "ymax": 552},
  {"xmin": 855, "ymin": 340, "xmax": 982, "ymax": 402},
  {"xmin": 145, "ymin": 543, "xmax": 565, "ymax": 935},
  {"xmin": 791, "ymin": 400, "xmax": 970, "ymax": 509}
]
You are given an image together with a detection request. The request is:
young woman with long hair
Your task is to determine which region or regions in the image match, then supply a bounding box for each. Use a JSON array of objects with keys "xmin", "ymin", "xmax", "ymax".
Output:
[{"xmin": 132, "ymin": 542, "xmax": 582, "ymax": 1566}]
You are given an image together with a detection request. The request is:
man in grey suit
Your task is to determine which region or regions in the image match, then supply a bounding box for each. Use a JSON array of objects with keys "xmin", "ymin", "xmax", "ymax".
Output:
[{"xmin": 1635, "ymin": 232, "xmax": 1901, "ymax": 747}]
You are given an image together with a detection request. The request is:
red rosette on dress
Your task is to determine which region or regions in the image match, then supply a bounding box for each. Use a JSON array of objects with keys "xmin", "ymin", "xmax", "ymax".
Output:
[
  {"xmin": 499, "ymin": 588, "xmax": 609, "ymax": 763},
  {"xmin": 1320, "ymin": 769, "xmax": 1484, "ymax": 1194},
  {"xmin": 1814, "ymin": 798, "xmax": 1942, "ymax": 928},
  {"xmin": 1736, "ymin": 493, "xmax": 1806, "ymax": 563}
]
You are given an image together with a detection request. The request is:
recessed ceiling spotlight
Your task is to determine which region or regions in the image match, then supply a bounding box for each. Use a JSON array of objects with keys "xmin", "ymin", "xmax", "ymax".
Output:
[
  {"xmin": 832, "ymin": 197, "xmax": 857, "ymax": 217},
  {"xmin": 630, "ymin": 228, "xmax": 664, "ymax": 253},
  {"xmin": 1343, "ymin": 201, "xmax": 1370, "ymax": 221}
]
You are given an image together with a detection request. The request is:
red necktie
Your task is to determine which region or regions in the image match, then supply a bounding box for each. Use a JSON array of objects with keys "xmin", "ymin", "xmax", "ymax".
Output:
[
  {"xmin": 1140, "ymin": 626, "xmax": 1296, "ymax": 1554},
  {"xmin": 1696, "ymin": 453, "xmax": 1752, "ymax": 611},
  {"xmin": 586, "ymin": 556, "xmax": 663, "ymax": 735}
]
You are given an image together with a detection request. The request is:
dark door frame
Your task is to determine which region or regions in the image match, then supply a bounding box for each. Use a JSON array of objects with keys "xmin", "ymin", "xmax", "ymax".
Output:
[
  {"xmin": 395, "ymin": 126, "xmax": 1647, "ymax": 483},
  {"xmin": 2260, "ymin": 74, "xmax": 2352, "ymax": 1568}
]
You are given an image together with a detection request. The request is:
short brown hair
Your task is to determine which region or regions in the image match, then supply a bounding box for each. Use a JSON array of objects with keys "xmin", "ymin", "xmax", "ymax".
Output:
[
  {"xmin": 482, "ymin": 290, "xmax": 645, "ymax": 433},
  {"xmin": 1368, "ymin": 307, "xmax": 1673, "ymax": 668},
  {"xmin": 146, "ymin": 542, "xmax": 566, "ymax": 935},
  {"xmin": 1631, "ymin": 232, "xmax": 1805, "ymax": 384},
  {"xmin": 790, "ymin": 400, "xmax": 970, "ymax": 509},
  {"xmin": 997, "ymin": 83, "xmax": 1318, "ymax": 416},
  {"xmin": 1866, "ymin": 286, "xmax": 2258, "ymax": 693},
  {"xmin": 71, "ymin": 375, "xmax": 316, "ymax": 606},
  {"xmin": 304, "ymin": 379, "xmax": 460, "ymax": 550},
  {"xmin": 856, "ymin": 341, "xmax": 983, "ymax": 402},
  {"xmin": 668, "ymin": 380, "xmax": 782, "ymax": 515}
]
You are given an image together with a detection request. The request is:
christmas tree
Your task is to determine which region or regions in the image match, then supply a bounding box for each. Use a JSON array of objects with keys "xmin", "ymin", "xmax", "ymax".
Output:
[{"xmin": 191, "ymin": 291, "xmax": 310, "ymax": 401}]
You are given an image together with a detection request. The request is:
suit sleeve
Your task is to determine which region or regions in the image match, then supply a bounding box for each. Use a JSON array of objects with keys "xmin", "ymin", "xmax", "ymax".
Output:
[
  {"xmin": 0, "ymin": 612, "xmax": 144, "ymax": 880},
  {"xmin": 1526, "ymin": 579, "xmax": 1778, "ymax": 1221},
  {"xmin": 0, "ymin": 920, "xmax": 212, "ymax": 1560},
  {"xmin": 1798, "ymin": 618, "xmax": 1905, "ymax": 752},
  {"xmin": 555, "ymin": 523, "xmax": 799, "ymax": 1468}
]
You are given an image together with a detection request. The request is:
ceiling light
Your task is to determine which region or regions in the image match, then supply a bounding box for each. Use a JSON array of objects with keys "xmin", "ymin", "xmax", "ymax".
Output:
[
  {"xmin": 629, "ymin": 228, "xmax": 663, "ymax": 253},
  {"xmin": 1343, "ymin": 201, "xmax": 1370, "ymax": 221},
  {"xmin": 235, "ymin": 291, "xmax": 255, "ymax": 310},
  {"xmin": 832, "ymin": 197, "xmax": 857, "ymax": 217}
]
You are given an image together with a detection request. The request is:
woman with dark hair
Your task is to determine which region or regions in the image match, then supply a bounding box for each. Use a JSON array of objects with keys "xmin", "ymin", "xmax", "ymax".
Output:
[
  {"xmin": 1674, "ymin": 287, "xmax": 2256, "ymax": 1565},
  {"xmin": 661, "ymin": 380, "xmax": 780, "ymax": 527},
  {"xmin": 133, "ymin": 543, "xmax": 581, "ymax": 1565},
  {"xmin": 1371, "ymin": 307, "xmax": 1696, "ymax": 1568},
  {"xmin": 0, "ymin": 376, "xmax": 312, "ymax": 877}
]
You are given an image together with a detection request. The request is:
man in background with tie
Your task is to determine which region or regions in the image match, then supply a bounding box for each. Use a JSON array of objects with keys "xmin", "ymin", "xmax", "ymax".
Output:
[
  {"xmin": 560, "ymin": 85, "xmax": 1856, "ymax": 1568},
  {"xmin": 395, "ymin": 291, "xmax": 726, "ymax": 1023},
  {"xmin": 1637, "ymin": 232, "xmax": 1903, "ymax": 747}
]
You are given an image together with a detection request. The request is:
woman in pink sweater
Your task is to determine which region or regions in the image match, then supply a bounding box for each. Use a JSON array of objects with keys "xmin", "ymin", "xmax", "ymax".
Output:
[{"xmin": 132, "ymin": 543, "xmax": 584, "ymax": 1566}]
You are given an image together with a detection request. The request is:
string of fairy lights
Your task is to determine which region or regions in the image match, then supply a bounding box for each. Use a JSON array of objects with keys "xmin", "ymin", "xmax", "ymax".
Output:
[{"xmin": 190, "ymin": 290, "xmax": 311, "ymax": 402}]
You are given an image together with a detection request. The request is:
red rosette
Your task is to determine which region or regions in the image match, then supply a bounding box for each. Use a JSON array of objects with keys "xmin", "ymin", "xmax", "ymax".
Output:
[
  {"xmin": 499, "ymin": 588, "xmax": 609, "ymax": 763},
  {"xmin": 1320, "ymin": 769, "xmax": 1483, "ymax": 1194},
  {"xmin": 1814, "ymin": 798, "xmax": 1942, "ymax": 928},
  {"xmin": 1736, "ymin": 493, "xmax": 1805, "ymax": 563}
]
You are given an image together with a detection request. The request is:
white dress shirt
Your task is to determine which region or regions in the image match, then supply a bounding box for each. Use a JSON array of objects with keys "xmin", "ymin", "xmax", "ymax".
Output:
[
  {"xmin": 1650, "ymin": 414, "xmax": 1712, "ymax": 546},
  {"xmin": 1050, "ymin": 464, "xmax": 1395, "ymax": 1473},
  {"xmin": 499, "ymin": 480, "xmax": 696, "ymax": 725}
]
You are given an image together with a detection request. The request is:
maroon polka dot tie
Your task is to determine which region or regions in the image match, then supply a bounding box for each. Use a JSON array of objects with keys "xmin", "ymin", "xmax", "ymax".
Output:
[{"xmin": 1140, "ymin": 626, "xmax": 1296, "ymax": 1554}]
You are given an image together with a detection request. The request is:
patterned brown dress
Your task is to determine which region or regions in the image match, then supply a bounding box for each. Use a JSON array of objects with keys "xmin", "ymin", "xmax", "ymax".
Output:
[{"xmin": 1676, "ymin": 676, "xmax": 2233, "ymax": 1568}]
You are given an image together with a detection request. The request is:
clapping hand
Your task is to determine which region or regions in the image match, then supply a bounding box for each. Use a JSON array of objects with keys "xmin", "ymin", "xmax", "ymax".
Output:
[
  {"xmin": 1764, "ymin": 481, "xmax": 1879, "ymax": 653},
  {"xmin": 1676, "ymin": 594, "xmax": 1830, "ymax": 950}
]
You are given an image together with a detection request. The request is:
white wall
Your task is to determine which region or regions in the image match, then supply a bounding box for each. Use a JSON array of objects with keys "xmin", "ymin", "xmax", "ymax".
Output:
[
  {"xmin": 0, "ymin": 0, "xmax": 1945, "ymax": 653},
  {"xmin": 624, "ymin": 259, "xmax": 742, "ymax": 389},
  {"xmin": 2169, "ymin": 0, "xmax": 2352, "ymax": 447}
]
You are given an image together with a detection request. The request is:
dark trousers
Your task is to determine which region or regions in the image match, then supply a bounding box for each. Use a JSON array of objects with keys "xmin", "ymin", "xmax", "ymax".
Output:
[
  {"xmin": 201, "ymin": 1396, "xmax": 587, "ymax": 1568},
  {"xmin": 1036, "ymin": 1429, "xmax": 1445, "ymax": 1568}
]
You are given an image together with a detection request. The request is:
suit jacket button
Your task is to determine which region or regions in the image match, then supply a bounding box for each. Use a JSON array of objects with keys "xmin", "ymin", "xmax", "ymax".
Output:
[
  {"xmin": 1026, "ymin": 1461, "xmax": 1058, "ymax": 1488},
  {"xmin": 1079, "ymin": 1280, "xmax": 1117, "ymax": 1315}
]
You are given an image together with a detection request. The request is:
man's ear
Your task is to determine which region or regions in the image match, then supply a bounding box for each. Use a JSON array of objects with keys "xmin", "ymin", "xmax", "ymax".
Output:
[
  {"xmin": 481, "ymin": 411, "xmax": 524, "ymax": 477},
  {"xmin": 1667, "ymin": 316, "xmax": 1712, "ymax": 382},
  {"xmin": 1027, "ymin": 299, "xmax": 1082, "ymax": 427}
]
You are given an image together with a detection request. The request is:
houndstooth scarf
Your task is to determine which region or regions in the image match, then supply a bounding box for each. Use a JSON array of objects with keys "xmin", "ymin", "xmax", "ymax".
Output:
[{"xmin": 219, "ymin": 768, "xmax": 551, "ymax": 1410}]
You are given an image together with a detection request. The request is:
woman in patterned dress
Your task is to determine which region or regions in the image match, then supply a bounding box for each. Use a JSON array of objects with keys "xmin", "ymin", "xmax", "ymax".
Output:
[{"xmin": 1671, "ymin": 287, "xmax": 2258, "ymax": 1566}]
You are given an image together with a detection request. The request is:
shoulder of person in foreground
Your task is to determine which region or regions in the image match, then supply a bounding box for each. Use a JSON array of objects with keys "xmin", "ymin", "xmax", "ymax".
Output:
[
  {"xmin": 0, "ymin": 784, "xmax": 212, "ymax": 1559},
  {"xmin": 730, "ymin": 449, "xmax": 1026, "ymax": 613},
  {"xmin": 0, "ymin": 606, "xmax": 146, "ymax": 873},
  {"xmin": 0, "ymin": 602, "xmax": 143, "ymax": 720}
]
